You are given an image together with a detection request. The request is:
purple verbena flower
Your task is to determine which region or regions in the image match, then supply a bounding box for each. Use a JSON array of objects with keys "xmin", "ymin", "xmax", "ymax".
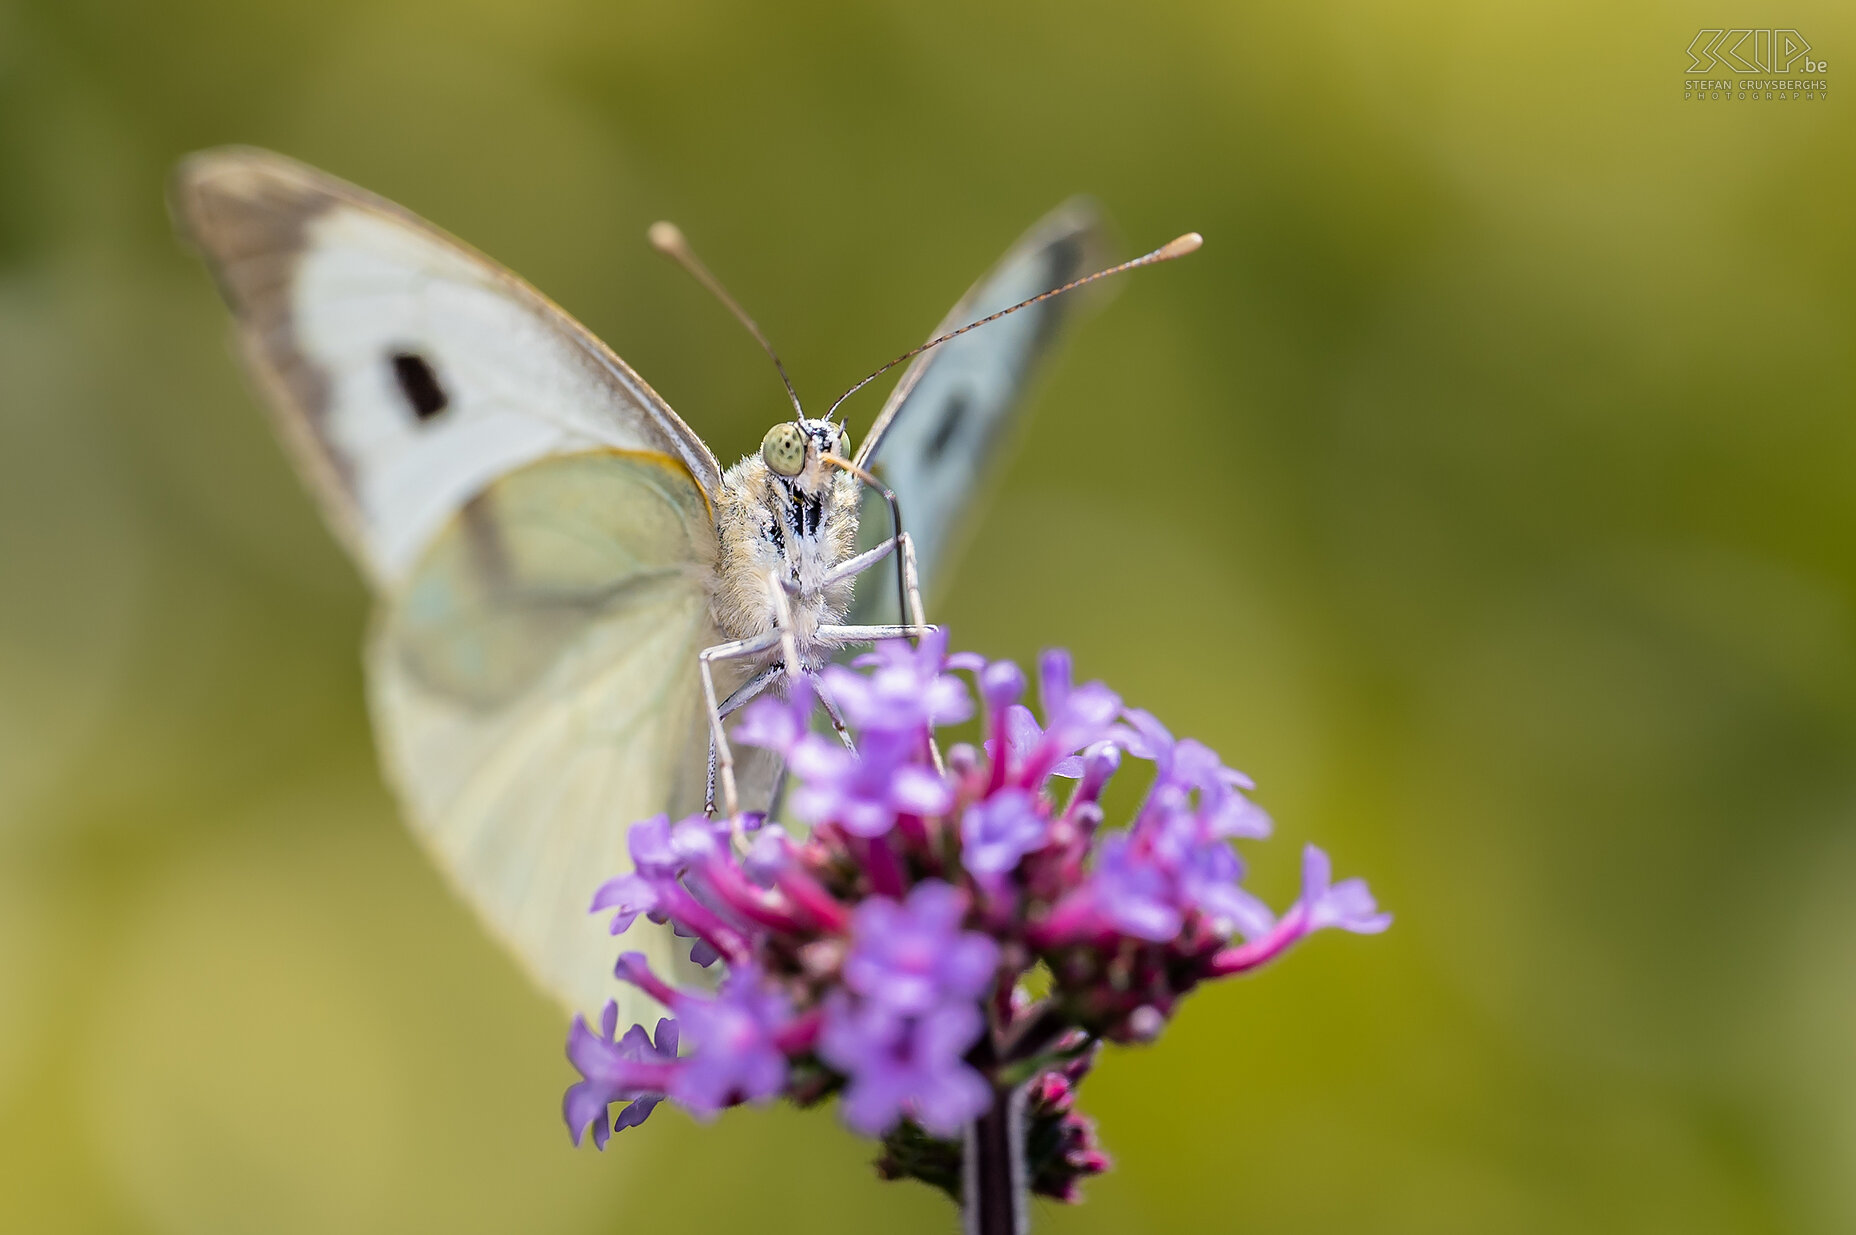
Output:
[
  {"xmin": 788, "ymin": 728, "xmax": 952, "ymax": 837},
  {"xmin": 1170, "ymin": 738, "xmax": 1270, "ymax": 839},
  {"xmin": 989, "ymin": 704, "xmax": 1088, "ymax": 779},
  {"xmin": 827, "ymin": 628, "xmax": 972, "ymax": 736},
  {"xmin": 733, "ymin": 676, "xmax": 816, "ymax": 758},
  {"xmin": 1125, "ymin": 711, "xmax": 1269, "ymax": 841},
  {"xmin": 843, "ymin": 881, "xmax": 999, "ymax": 1014},
  {"xmin": 820, "ymin": 996, "xmax": 991, "ymax": 1137},
  {"xmin": 1175, "ymin": 833, "xmax": 1275, "ymax": 940},
  {"xmin": 1067, "ymin": 830, "xmax": 1182, "ymax": 943},
  {"xmin": 1209, "ymin": 845, "xmax": 1393, "ymax": 975},
  {"xmin": 960, "ymin": 787, "xmax": 1050, "ymax": 876},
  {"xmin": 1016, "ymin": 671, "xmax": 1122, "ymax": 785},
  {"xmin": 743, "ymin": 824, "xmax": 793, "ymax": 886},
  {"xmin": 979, "ymin": 659, "xmax": 1027, "ymax": 713},
  {"xmin": 589, "ymin": 872, "xmax": 659, "ymax": 936},
  {"xmin": 560, "ymin": 636, "xmax": 1388, "ymax": 1212},
  {"xmin": 564, "ymin": 1000, "xmax": 680, "ymax": 1149},
  {"xmin": 1303, "ymin": 844, "xmax": 1393, "ymax": 934},
  {"xmin": 669, "ymin": 964, "xmax": 793, "ymax": 1118}
]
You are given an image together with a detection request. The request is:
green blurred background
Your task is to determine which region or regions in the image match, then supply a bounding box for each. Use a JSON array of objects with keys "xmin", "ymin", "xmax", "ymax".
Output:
[{"xmin": 4, "ymin": 1, "xmax": 1854, "ymax": 1231}]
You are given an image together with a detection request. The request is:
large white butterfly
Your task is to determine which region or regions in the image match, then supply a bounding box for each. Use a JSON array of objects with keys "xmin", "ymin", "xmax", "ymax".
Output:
[{"xmin": 171, "ymin": 147, "xmax": 1181, "ymax": 1019}]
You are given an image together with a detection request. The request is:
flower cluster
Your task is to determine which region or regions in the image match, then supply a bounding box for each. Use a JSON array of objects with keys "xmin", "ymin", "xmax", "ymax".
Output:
[{"xmin": 563, "ymin": 634, "xmax": 1389, "ymax": 1200}]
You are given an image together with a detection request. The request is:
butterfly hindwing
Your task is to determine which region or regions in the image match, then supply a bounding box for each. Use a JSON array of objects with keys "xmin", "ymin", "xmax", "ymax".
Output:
[
  {"xmin": 850, "ymin": 199, "xmax": 1113, "ymax": 623},
  {"xmin": 369, "ymin": 449, "xmax": 726, "ymax": 1018}
]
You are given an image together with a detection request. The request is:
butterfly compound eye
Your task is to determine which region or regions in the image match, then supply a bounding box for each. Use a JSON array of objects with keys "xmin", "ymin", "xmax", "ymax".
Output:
[{"xmin": 761, "ymin": 423, "xmax": 807, "ymax": 477}]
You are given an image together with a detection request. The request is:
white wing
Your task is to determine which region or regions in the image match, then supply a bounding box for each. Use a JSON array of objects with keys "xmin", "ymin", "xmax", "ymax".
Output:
[
  {"xmin": 369, "ymin": 451, "xmax": 722, "ymax": 1019},
  {"xmin": 173, "ymin": 148, "xmax": 730, "ymax": 1017},
  {"xmin": 170, "ymin": 146, "xmax": 723, "ymax": 590},
  {"xmin": 850, "ymin": 199, "xmax": 1112, "ymax": 622}
]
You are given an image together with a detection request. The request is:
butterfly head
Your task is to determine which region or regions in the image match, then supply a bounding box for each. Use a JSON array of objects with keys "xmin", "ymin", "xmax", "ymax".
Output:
[{"xmin": 760, "ymin": 418, "xmax": 851, "ymax": 494}]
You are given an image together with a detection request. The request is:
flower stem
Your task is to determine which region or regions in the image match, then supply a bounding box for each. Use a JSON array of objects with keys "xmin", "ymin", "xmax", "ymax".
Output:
[{"xmin": 962, "ymin": 1083, "xmax": 1028, "ymax": 1235}]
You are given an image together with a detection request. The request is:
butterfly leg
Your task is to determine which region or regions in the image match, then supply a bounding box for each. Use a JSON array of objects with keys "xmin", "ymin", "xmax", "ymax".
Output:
[
  {"xmin": 700, "ymin": 572, "xmax": 811, "ymax": 819},
  {"xmin": 765, "ymin": 759, "xmax": 791, "ymax": 827},
  {"xmin": 699, "ymin": 631, "xmax": 784, "ymax": 819},
  {"xmin": 706, "ymin": 662, "xmax": 786, "ymax": 816},
  {"xmin": 765, "ymin": 568, "xmax": 805, "ymax": 678},
  {"xmin": 821, "ymin": 531, "xmax": 928, "ymax": 629},
  {"xmin": 813, "ymin": 623, "xmax": 938, "ymax": 645},
  {"xmin": 812, "ymin": 680, "xmax": 858, "ymax": 752},
  {"xmin": 899, "ymin": 531, "xmax": 925, "ymax": 628}
]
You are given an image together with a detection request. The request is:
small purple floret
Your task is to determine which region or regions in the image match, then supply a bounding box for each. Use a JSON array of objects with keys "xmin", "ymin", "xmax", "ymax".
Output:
[
  {"xmin": 828, "ymin": 628, "xmax": 972, "ymax": 735},
  {"xmin": 820, "ymin": 996, "xmax": 991, "ymax": 1137},
  {"xmin": 788, "ymin": 729, "xmax": 952, "ymax": 837},
  {"xmin": 589, "ymin": 873, "xmax": 659, "ymax": 936},
  {"xmin": 961, "ymin": 788, "xmax": 1049, "ymax": 876},
  {"xmin": 564, "ymin": 1001, "xmax": 680, "ymax": 1149},
  {"xmin": 1302, "ymin": 845, "xmax": 1393, "ymax": 935},
  {"xmin": 733, "ymin": 677, "xmax": 816, "ymax": 758},
  {"xmin": 670, "ymin": 964, "xmax": 792, "ymax": 1118},
  {"xmin": 1084, "ymin": 832, "xmax": 1183, "ymax": 942},
  {"xmin": 979, "ymin": 659, "xmax": 1026, "ymax": 712},
  {"xmin": 842, "ymin": 881, "xmax": 999, "ymax": 1014}
]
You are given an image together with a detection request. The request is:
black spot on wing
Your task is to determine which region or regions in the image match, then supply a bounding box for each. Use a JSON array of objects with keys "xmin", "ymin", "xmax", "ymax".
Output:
[
  {"xmin": 1029, "ymin": 235, "xmax": 1086, "ymax": 352},
  {"xmin": 923, "ymin": 388, "xmax": 972, "ymax": 467},
  {"xmin": 391, "ymin": 351, "xmax": 448, "ymax": 420}
]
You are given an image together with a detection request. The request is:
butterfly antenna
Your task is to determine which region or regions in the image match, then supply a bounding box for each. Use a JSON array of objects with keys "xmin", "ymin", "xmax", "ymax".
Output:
[
  {"xmin": 649, "ymin": 220, "xmax": 806, "ymax": 420},
  {"xmin": 823, "ymin": 231, "xmax": 1203, "ymax": 423}
]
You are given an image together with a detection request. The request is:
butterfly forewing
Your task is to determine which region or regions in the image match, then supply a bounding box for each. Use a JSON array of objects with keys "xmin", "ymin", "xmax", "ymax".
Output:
[
  {"xmin": 170, "ymin": 147, "xmax": 723, "ymax": 589},
  {"xmin": 850, "ymin": 199, "xmax": 1112, "ymax": 623}
]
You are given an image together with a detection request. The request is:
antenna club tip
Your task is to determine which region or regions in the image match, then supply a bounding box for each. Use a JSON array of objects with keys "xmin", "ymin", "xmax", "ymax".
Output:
[
  {"xmin": 1160, "ymin": 232, "xmax": 1204, "ymax": 259},
  {"xmin": 647, "ymin": 220, "xmax": 685, "ymax": 253}
]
